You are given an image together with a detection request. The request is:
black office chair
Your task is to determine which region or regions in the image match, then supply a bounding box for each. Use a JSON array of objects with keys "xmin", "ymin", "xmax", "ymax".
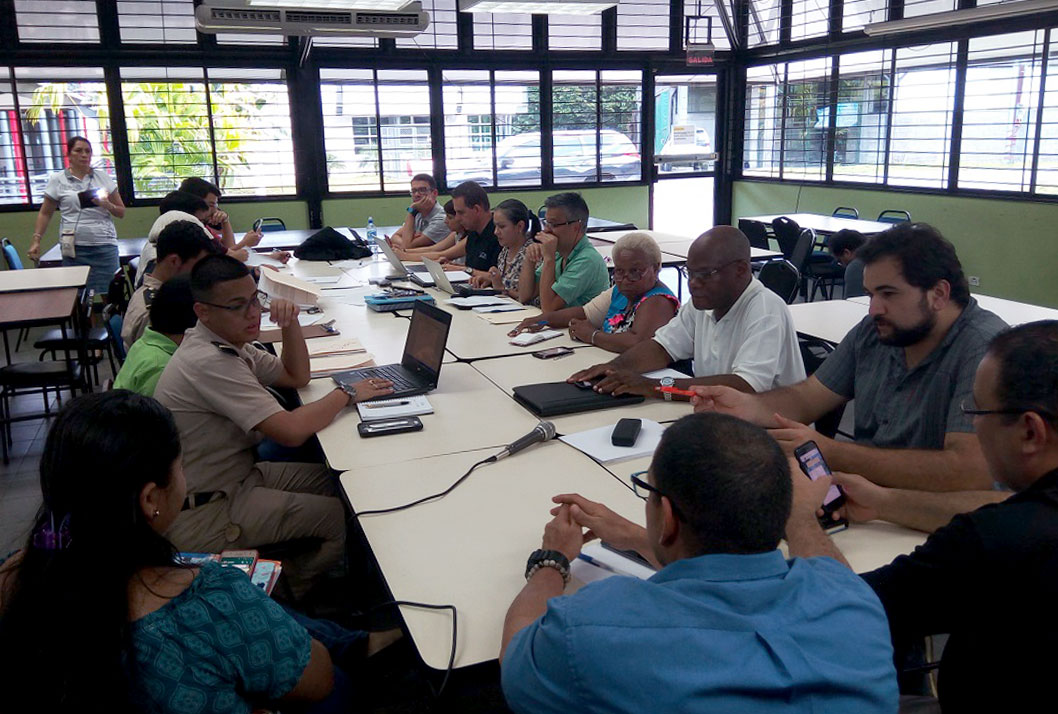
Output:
[
  {"xmin": 832, "ymin": 206, "xmax": 859, "ymax": 219},
  {"xmin": 758, "ymin": 260, "xmax": 800, "ymax": 304},
  {"xmin": 877, "ymin": 209, "xmax": 911, "ymax": 224},
  {"xmin": 798, "ymin": 337, "xmax": 848, "ymax": 439},
  {"xmin": 738, "ymin": 220, "xmax": 771, "ymax": 251},
  {"xmin": 259, "ymin": 217, "xmax": 287, "ymax": 233},
  {"xmin": 770, "ymin": 216, "xmax": 801, "ymax": 259},
  {"xmin": 34, "ymin": 288, "xmax": 117, "ymax": 390}
]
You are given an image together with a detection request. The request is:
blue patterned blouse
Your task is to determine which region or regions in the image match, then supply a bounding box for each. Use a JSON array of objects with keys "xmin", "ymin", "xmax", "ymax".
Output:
[
  {"xmin": 129, "ymin": 562, "xmax": 311, "ymax": 713},
  {"xmin": 603, "ymin": 283, "xmax": 679, "ymax": 334}
]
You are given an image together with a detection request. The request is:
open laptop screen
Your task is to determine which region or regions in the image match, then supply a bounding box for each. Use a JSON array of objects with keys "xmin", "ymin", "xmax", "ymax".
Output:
[{"xmin": 402, "ymin": 301, "xmax": 452, "ymax": 380}]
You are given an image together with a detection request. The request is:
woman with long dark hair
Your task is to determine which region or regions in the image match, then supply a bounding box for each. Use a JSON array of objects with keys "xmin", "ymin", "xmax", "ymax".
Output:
[
  {"xmin": 27, "ymin": 136, "xmax": 125, "ymax": 294},
  {"xmin": 470, "ymin": 198, "xmax": 541, "ymax": 304},
  {"xmin": 0, "ymin": 391, "xmax": 338, "ymax": 712}
]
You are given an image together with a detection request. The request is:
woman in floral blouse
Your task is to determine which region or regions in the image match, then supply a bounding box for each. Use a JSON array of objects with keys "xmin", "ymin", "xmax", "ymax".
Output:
[
  {"xmin": 509, "ymin": 231, "xmax": 678, "ymax": 353},
  {"xmin": 471, "ymin": 198, "xmax": 541, "ymax": 304}
]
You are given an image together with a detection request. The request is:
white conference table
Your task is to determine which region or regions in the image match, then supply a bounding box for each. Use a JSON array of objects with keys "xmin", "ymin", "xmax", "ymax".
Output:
[
  {"xmin": 592, "ymin": 241, "xmax": 688, "ymax": 268},
  {"xmin": 303, "ymin": 362, "xmax": 540, "ymax": 471},
  {"xmin": 741, "ymin": 213, "xmax": 894, "ymax": 235},
  {"xmin": 788, "ymin": 299, "xmax": 869, "ymax": 344},
  {"xmin": 588, "ymin": 230, "xmax": 782, "ymax": 261},
  {"xmin": 340, "ymin": 440, "xmax": 646, "ymax": 670},
  {"xmin": 472, "ymin": 347, "xmax": 691, "ymax": 434},
  {"xmin": 0, "ymin": 265, "xmax": 89, "ymax": 293},
  {"xmin": 850, "ymin": 294, "xmax": 1058, "ymax": 326}
]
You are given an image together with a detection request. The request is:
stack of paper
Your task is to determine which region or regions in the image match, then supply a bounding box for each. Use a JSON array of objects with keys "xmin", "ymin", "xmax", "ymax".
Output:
[
  {"xmin": 510, "ymin": 329, "xmax": 563, "ymax": 346},
  {"xmin": 246, "ymin": 252, "xmax": 288, "ymax": 269},
  {"xmin": 558, "ymin": 419, "xmax": 665, "ymax": 463},
  {"xmin": 443, "ymin": 295, "xmax": 511, "ymax": 308},
  {"xmin": 307, "ymin": 337, "xmax": 365, "ymax": 356},
  {"xmin": 356, "ymin": 395, "xmax": 433, "ymax": 421},
  {"xmin": 310, "ymin": 353, "xmax": 375, "ymax": 378},
  {"xmin": 476, "ymin": 309, "xmax": 541, "ymax": 325}
]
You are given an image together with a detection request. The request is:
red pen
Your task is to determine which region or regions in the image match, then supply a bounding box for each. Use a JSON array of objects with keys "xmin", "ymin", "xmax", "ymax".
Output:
[{"xmin": 656, "ymin": 385, "xmax": 697, "ymax": 398}]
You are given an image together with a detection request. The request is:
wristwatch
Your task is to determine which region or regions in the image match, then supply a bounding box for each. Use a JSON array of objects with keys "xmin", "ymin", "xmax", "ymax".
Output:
[
  {"xmin": 659, "ymin": 376, "xmax": 675, "ymax": 401},
  {"xmin": 407, "ymin": 206, "xmax": 418, "ymax": 215},
  {"xmin": 525, "ymin": 549, "xmax": 571, "ymax": 585},
  {"xmin": 336, "ymin": 383, "xmax": 357, "ymax": 404}
]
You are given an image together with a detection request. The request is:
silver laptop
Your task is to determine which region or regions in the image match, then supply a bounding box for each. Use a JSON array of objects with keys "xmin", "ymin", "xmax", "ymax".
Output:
[
  {"xmin": 374, "ymin": 235, "xmax": 431, "ymax": 280},
  {"xmin": 422, "ymin": 257, "xmax": 497, "ymax": 297}
]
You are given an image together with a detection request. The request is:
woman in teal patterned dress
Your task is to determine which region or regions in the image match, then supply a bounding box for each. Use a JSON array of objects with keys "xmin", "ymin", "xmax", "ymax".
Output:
[{"xmin": 0, "ymin": 391, "xmax": 356, "ymax": 713}]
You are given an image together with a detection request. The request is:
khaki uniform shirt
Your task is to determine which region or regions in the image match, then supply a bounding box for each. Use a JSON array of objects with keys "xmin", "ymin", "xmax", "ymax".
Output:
[
  {"xmin": 154, "ymin": 323, "xmax": 286, "ymax": 497},
  {"xmin": 121, "ymin": 273, "xmax": 162, "ymax": 351}
]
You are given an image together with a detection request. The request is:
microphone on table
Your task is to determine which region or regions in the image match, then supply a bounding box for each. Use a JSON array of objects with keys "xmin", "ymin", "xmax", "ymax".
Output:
[{"xmin": 489, "ymin": 421, "xmax": 557, "ymax": 462}]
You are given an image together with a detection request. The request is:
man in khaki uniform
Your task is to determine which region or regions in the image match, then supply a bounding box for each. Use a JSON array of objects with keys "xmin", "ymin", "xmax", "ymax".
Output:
[
  {"xmin": 122, "ymin": 220, "xmax": 215, "ymax": 351},
  {"xmin": 154, "ymin": 255, "xmax": 393, "ymax": 598}
]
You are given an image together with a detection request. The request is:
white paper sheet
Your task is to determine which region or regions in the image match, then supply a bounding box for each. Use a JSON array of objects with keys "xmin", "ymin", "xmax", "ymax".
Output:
[{"xmin": 559, "ymin": 419, "xmax": 665, "ymax": 463}]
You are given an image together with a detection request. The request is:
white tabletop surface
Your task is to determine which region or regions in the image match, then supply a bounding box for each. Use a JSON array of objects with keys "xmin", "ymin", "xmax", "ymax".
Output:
[
  {"xmin": 850, "ymin": 293, "xmax": 1058, "ymax": 326},
  {"xmin": 339, "ymin": 441, "xmax": 645, "ymax": 670},
  {"xmin": 593, "ymin": 241, "xmax": 687, "ymax": 267},
  {"xmin": 788, "ymin": 299, "xmax": 868, "ymax": 344},
  {"xmin": 301, "ymin": 362, "xmax": 541, "ymax": 471},
  {"xmin": 472, "ymin": 347, "xmax": 692, "ymax": 434},
  {"xmin": 588, "ymin": 230, "xmax": 783, "ymax": 262},
  {"xmin": 741, "ymin": 213, "xmax": 894, "ymax": 235},
  {"xmin": 0, "ymin": 265, "xmax": 90, "ymax": 293}
]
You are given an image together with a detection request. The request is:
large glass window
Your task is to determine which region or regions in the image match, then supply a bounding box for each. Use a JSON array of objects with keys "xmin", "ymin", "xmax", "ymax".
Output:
[
  {"xmin": 15, "ymin": 0, "xmax": 100, "ymax": 43},
  {"xmin": 321, "ymin": 69, "xmax": 434, "ymax": 194},
  {"xmin": 552, "ymin": 70, "xmax": 643, "ymax": 185},
  {"xmin": 833, "ymin": 50, "xmax": 890, "ymax": 183},
  {"xmin": 472, "ymin": 13, "xmax": 533, "ymax": 50},
  {"xmin": 397, "ymin": 0, "xmax": 458, "ymax": 50},
  {"xmin": 842, "ymin": 0, "xmax": 888, "ymax": 34},
  {"xmin": 744, "ymin": 64, "xmax": 784, "ymax": 178},
  {"xmin": 683, "ymin": 0, "xmax": 731, "ymax": 50},
  {"xmin": 118, "ymin": 0, "xmax": 198, "ymax": 44},
  {"xmin": 442, "ymin": 70, "xmax": 541, "ymax": 189},
  {"xmin": 959, "ymin": 32, "xmax": 1044, "ymax": 192},
  {"xmin": 655, "ymin": 75, "xmax": 717, "ymax": 176},
  {"xmin": 1036, "ymin": 32, "xmax": 1058, "ymax": 194},
  {"xmin": 747, "ymin": 0, "xmax": 781, "ymax": 48},
  {"xmin": 781, "ymin": 58, "xmax": 831, "ymax": 182},
  {"xmin": 9, "ymin": 67, "xmax": 112, "ymax": 205},
  {"xmin": 121, "ymin": 67, "xmax": 295, "ymax": 198},
  {"xmin": 790, "ymin": 0, "xmax": 830, "ymax": 42},
  {"xmin": 888, "ymin": 43, "xmax": 956, "ymax": 188},
  {"xmin": 548, "ymin": 15, "xmax": 602, "ymax": 51},
  {"xmin": 617, "ymin": 0, "xmax": 670, "ymax": 51}
]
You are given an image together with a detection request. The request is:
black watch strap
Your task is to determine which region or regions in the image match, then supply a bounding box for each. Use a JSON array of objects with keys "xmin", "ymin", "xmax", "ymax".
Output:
[{"xmin": 525, "ymin": 548, "xmax": 571, "ymax": 585}]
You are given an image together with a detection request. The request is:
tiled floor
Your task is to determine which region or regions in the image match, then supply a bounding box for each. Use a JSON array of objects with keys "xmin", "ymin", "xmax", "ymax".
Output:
[{"xmin": 0, "ymin": 331, "xmax": 116, "ymax": 556}]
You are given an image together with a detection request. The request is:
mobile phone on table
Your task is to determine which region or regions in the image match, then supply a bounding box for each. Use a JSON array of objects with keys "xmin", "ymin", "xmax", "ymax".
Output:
[
  {"xmin": 252, "ymin": 218, "xmax": 263, "ymax": 232},
  {"xmin": 533, "ymin": 346, "xmax": 573, "ymax": 360},
  {"xmin": 794, "ymin": 440, "xmax": 847, "ymax": 528},
  {"xmin": 357, "ymin": 416, "xmax": 423, "ymax": 438}
]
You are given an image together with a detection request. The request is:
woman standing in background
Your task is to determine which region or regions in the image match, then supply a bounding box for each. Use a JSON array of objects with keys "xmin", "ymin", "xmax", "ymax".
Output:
[{"xmin": 27, "ymin": 136, "xmax": 125, "ymax": 295}]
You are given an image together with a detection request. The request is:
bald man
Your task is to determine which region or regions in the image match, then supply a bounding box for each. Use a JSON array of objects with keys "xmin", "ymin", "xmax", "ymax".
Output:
[{"xmin": 569, "ymin": 226, "xmax": 805, "ymax": 399}]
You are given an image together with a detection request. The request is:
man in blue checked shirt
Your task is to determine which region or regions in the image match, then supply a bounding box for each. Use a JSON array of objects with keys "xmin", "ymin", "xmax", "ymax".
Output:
[{"xmin": 500, "ymin": 412, "xmax": 897, "ymax": 714}]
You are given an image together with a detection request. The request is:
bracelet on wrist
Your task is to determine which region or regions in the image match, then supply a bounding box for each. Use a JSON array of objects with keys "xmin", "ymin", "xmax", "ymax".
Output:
[{"xmin": 590, "ymin": 329, "xmax": 600, "ymax": 346}]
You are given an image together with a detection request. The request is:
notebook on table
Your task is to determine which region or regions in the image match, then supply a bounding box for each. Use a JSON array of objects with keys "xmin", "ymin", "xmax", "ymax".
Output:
[
  {"xmin": 332, "ymin": 300, "xmax": 452, "ymax": 400},
  {"xmin": 512, "ymin": 381, "xmax": 644, "ymax": 417}
]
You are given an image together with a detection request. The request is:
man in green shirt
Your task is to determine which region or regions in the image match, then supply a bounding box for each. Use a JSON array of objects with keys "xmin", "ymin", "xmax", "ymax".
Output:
[
  {"xmin": 114, "ymin": 275, "xmax": 196, "ymax": 396},
  {"xmin": 526, "ymin": 192, "xmax": 611, "ymax": 310}
]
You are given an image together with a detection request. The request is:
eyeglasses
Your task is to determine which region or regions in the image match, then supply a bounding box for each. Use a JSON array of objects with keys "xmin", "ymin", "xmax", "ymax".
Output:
[
  {"xmin": 682, "ymin": 259, "xmax": 741, "ymax": 283},
  {"xmin": 542, "ymin": 217, "xmax": 580, "ymax": 229},
  {"xmin": 198, "ymin": 289, "xmax": 269, "ymax": 318},
  {"xmin": 410, "ymin": 187, "xmax": 433, "ymax": 196},
  {"xmin": 613, "ymin": 267, "xmax": 651, "ymax": 281},
  {"xmin": 960, "ymin": 399, "xmax": 1057, "ymax": 422},
  {"xmin": 629, "ymin": 471, "xmax": 684, "ymax": 520}
]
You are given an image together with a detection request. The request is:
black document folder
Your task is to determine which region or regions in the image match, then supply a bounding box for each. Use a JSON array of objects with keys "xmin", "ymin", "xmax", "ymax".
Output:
[{"xmin": 512, "ymin": 381, "xmax": 644, "ymax": 417}]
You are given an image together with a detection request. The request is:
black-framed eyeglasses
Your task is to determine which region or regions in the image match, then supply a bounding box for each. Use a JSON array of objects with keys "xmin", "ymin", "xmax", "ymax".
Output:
[
  {"xmin": 613, "ymin": 267, "xmax": 651, "ymax": 281},
  {"xmin": 681, "ymin": 259, "xmax": 741, "ymax": 283},
  {"xmin": 542, "ymin": 217, "xmax": 579, "ymax": 229},
  {"xmin": 199, "ymin": 289, "xmax": 269, "ymax": 318},
  {"xmin": 960, "ymin": 399, "xmax": 1056, "ymax": 422},
  {"xmin": 630, "ymin": 471, "xmax": 684, "ymax": 520},
  {"xmin": 410, "ymin": 187, "xmax": 432, "ymax": 196}
]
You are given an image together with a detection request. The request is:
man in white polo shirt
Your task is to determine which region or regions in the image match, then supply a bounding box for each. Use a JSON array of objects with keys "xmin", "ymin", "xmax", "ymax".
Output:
[{"xmin": 569, "ymin": 226, "xmax": 804, "ymax": 399}]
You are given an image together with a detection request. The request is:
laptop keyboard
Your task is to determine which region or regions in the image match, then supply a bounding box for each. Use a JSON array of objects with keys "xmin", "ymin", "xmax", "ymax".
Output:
[{"xmin": 355, "ymin": 364, "xmax": 418, "ymax": 391}]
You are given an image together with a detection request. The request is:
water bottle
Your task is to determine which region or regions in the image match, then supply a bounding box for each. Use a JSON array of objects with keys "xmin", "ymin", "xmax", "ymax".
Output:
[{"xmin": 366, "ymin": 216, "xmax": 378, "ymax": 252}]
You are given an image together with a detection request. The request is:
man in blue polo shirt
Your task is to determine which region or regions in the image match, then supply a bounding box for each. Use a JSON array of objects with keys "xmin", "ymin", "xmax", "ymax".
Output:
[
  {"xmin": 500, "ymin": 413, "xmax": 897, "ymax": 714},
  {"xmin": 525, "ymin": 192, "xmax": 610, "ymax": 310}
]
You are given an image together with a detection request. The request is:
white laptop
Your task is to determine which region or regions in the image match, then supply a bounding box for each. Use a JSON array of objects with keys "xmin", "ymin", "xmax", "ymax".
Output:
[
  {"xmin": 422, "ymin": 257, "xmax": 489, "ymax": 295},
  {"xmin": 374, "ymin": 235, "xmax": 432, "ymax": 279}
]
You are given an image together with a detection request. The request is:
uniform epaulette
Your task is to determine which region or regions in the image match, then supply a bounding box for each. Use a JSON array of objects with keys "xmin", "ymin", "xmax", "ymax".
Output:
[{"xmin": 210, "ymin": 341, "xmax": 240, "ymax": 357}]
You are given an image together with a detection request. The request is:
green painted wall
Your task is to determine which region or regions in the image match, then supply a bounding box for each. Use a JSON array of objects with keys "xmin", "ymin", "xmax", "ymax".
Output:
[
  {"xmin": 733, "ymin": 181, "xmax": 1058, "ymax": 308},
  {"xmin": 1, "ymin": 200, "xmax": 308, "ymax": 264},
  {"xmin": 321, "ymin": 185, "xmax": 649, "ymax": 231}
]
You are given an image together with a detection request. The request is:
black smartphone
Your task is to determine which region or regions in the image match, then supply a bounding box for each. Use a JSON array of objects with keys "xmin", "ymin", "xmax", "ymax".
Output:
[
  {"xmin": 794, "ymin": 440, "xmax": 847, "ymax": 526},
  {"xmin": 77, "ymin": 188, "xmax": 105, "ymax": 209},
  {"xmin": 357, "ymin": 416, "xmax": 423, "ymax": 438},
  {"xmin": 533, "ymin": 346, "xmax": 573, "ymax": 360},
  {"xmin": 600, "ymin": 542, "xmax": 656, "ymax": 571},
  {"xmin": 252, "ymin": 218, "xmax": 263, "ymax": 232}
]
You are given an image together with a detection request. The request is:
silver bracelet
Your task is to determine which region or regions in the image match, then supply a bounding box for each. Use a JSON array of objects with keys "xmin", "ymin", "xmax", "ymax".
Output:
[{"xmin": 591, "ymin": 329, "xmax": 600, "ymax": 346}]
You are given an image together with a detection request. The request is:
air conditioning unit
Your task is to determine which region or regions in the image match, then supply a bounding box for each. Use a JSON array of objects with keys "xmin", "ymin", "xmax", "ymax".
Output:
[{"xmin": 195, "ymin": 2, "xmax": 430, "ymax": 37}]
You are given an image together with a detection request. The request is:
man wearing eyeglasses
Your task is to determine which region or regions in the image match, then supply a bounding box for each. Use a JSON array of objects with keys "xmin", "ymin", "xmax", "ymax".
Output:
[
  {"xmin": 569, "ymin": 225, "xmax": 804, "ymax": 399},
  {"xmin": 785, "ymin": 321, "xmax": 1058, "ymax": 712},
  {"xmin": 692, "ymin": 223, "xmax": 1007, "ymax": 491},
  {"xmin": 500, "ymin": 412, "xmax": 898, "ymax": 713},
  {"xmin": 154, "ymin": 255, "xmax": 393, "ymax": 599},
  {"xmin": 389, "ymin": 174, "xmax": 449, "ymax": 250},
  {"xmin": 524, "ymin": 192, "xmax": 610, "ymax": 311}
]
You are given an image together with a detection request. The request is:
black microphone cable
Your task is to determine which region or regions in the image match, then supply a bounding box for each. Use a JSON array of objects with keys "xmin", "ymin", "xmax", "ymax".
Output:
[{"xmin": 364, "ymin": 599, "xmax": 458, "ymax": 698}]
